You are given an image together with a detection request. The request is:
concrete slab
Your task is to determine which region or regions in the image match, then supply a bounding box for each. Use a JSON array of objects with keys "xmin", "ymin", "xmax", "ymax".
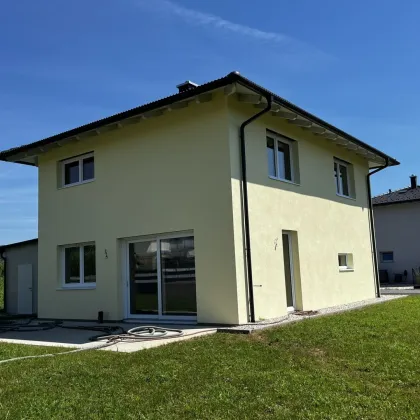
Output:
[
  {"xmin": 0, "ymin": 321, "xmax": 217, "ymax": 353},
  {"xmin": 381, "ymin": 288, "xmax": 420, "ymax": 295}
]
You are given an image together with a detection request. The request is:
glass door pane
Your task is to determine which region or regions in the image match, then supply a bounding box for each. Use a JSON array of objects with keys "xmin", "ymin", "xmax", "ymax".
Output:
[
  {"xmin": 129, "ymin": 240, "xmax": 159, "ymax": 315},
  {"xmin": 282, "ymin": 234, "xmax": 294, "ymax": 308},
  {"xmin": 160, "ymin": 236, "xmax": 197, "ymax": 316}
]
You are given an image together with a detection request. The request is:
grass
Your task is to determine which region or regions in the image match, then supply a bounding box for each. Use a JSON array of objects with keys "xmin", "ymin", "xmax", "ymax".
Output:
[{"xmin": 1, "ymin": 297, "xmax": 420, "ymax": 419}]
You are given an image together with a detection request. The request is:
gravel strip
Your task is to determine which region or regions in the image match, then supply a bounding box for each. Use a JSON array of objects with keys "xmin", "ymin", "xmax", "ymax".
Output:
[{"xmin": 218, "ymin": 295, "xmax": 406, "ymax": 334}]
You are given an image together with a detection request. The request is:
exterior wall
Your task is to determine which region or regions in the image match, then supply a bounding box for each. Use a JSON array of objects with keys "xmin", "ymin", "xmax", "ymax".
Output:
[
  {"xmin": 374, "ymin": 202, "xmax": 420, "ymax": 282},
  {"xmin": 38, "ymin": 92, "xmax": 241, "ymax": 324},
  {"xmin": 4, "ymin": 243, "xmax": 38, "ymax": 314},
  {"xmin": 228, "ymin": 100, "xmax": 376, "ymax": 322}
]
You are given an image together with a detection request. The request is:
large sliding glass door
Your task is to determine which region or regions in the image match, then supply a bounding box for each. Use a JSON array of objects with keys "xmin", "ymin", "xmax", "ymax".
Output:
[{"xmin": 127, "ymin": 233, "xmax": 197, "ymax": 320}]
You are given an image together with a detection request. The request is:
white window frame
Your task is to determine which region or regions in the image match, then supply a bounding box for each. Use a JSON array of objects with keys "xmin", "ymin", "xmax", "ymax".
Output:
[
  {"xmin": 338, "ymin": 253, "xmax": 354, "ymax": 272},
  {"xmin": 380, "ymin": 251, "xmax": 394, "ymax": 263},
  {"xmin": 267, "ymin": 134, "xmax": 295, "ymax": 183},
  {"xmin": 61, "ymin": 242, "xmax": 96, "ymax": 289},
  {"xmin": 61, "ymin": 152, "xmax": 94, "ymax": 188},
  {"xmin": 334, "ymin": 159, "xmax": 352, "ymax": 198}
]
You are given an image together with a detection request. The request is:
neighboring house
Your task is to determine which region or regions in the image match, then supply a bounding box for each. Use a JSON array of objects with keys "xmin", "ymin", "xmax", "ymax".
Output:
[
  {"xmin": 373, "ymin": 175, "xmax": 420, "ymax": 284},
  {"xmin": 0, "ymin": 72, "xmax": 398, "ymax": 324},
  {"xmin": 0, "ymin": 239, "xmax": 38, "ymax": 315}
]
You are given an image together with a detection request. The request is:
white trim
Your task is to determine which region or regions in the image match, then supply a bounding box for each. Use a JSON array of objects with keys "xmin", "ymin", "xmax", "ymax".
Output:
[
  {"xmin": 338, "ymin": 253, "xmax": 354, "ymax": 271},
  {"xmin": 60, "ymin": 152, "xmax": 95, "ymax": 188},
  {"xmin": 334, "ymin": 159, "xmax": 352, "ymax": 198},
  {"xmin": 283, "ymin": 232, "xmax": 296, "ymax": 311},
  {"xmin": 267, "ymin": 133, "xmax": 295, "ymax": 183},
  {"xmin": 269, "ymin": 176, "xmax": 300, "ymax": 186},
  {"xmin": 123, "ymin": 231, "xmax": 197, "ymax": 321},
  {"xmin": 59, "ymin": 179, "xmax": 94, "ymax": 190},
  {"xmin": 336, "ymin": 192, "xmax": 356, "ymax": 201},
  {"xmin": 61, "ymin": 242, "xmax": 96, "ymax": 288}
]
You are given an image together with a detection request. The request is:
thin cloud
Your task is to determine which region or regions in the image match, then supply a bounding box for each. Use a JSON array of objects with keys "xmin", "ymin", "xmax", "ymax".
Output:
[
  {"xmin": 139, "ymin": 0, "xmax": 331, "ymax": 61},
  {"xmin": 155, "ymin": 0, "xmax": 290, "ymax": 44}
]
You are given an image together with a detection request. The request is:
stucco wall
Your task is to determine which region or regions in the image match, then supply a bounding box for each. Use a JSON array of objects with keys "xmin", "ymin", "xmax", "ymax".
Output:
[
  {"xmin": 374, "ymin": 202, "xmax": 420, "ymax": 282},
  {"xmin": 38, "ymin": 92, "xmax": 241, "ymax": 324},
  {"xmin": 4, "ymin": 243, "xmax": 38, "ymax": 314},
  {"xmin": 228, "ymin": 100, "xmax": 376, "ymax": 322}
]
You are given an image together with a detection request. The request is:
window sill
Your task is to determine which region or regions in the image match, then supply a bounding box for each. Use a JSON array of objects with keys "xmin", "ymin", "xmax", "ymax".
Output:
[
  {"xmin": 56, "ymin": 285, "xmax": 96, "ymax": 291},
  {"xmin": 269, "ymin": 176, "xmax": 300, "ymax": 186},
  {"xmin": 336, "ymin": 193, "xmax": 356, "ymax": 201},
  {"xmin": 59, "ymin": 179, "xmax": 95, "ymax": 190},
  {"xmin": 339, "ymin": 268, "xmax": 354, "ymax": 272}
]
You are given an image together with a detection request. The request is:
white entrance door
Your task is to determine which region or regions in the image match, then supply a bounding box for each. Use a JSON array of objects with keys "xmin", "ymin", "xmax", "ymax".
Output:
[
  {"xmin": 282, "ymin": 233, "xmax": 296, "ymax": 311},
  {"xmin": 17, "ymin": 264, "xmax": 33, "ymax": 314}
]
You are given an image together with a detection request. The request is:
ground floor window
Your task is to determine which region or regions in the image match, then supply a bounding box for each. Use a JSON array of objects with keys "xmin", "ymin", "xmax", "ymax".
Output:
[
  {"xmin": 62, "ymin": 243, "xmax": 96, "ymax": 287},
  {"xmin": 380, "ymin": 251, "xmax": 394, "ymax": 263},
  {"xmin": 338, "ymin": 253, "xmax": 354, "ymax": 271},
  {"xmin": 128, "ymin": 234, "xmax": 197, "ymax": 318}
]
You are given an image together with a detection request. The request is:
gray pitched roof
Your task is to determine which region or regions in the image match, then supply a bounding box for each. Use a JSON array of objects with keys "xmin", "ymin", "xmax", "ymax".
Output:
[
  {"xmin": 0, "ymin": 71, "xmax": 399, "ymax": 167},
  {"xmin": 373, "ymin": 187, "xmax": 420, "ymax": 206}
]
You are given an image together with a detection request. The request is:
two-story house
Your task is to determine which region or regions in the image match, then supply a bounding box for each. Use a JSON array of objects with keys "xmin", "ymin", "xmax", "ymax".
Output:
[{"xmin": 0, "ymin": 72, "xmax": 398, "ymax": 325}]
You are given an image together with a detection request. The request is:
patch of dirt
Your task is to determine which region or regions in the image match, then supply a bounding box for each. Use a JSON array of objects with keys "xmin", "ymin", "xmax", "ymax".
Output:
[{"xmin": 293, "ymin": 310, "xmax": 319, "ymax": 316}]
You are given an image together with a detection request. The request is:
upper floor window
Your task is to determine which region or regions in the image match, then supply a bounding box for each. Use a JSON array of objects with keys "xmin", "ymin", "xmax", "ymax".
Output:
[
  {"xmin": 267, "ymin": 134, "xmax": 297, "ymax": 183},
  {"xmin": 334, "ymin": 158, "xmax": 354, "ymax": 198},
  {"xmin": 61, "ymin": 153, "xmax": 94, "ymax": 187}
]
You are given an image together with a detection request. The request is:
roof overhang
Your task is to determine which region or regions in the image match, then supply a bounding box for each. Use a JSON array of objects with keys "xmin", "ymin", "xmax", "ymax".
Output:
[{"xmin": 0, "ymin": 72, "xmax": 399, "ymax": 168}]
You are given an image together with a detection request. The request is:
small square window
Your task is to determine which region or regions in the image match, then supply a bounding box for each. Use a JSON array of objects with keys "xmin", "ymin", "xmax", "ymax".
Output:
[
  {"xmin": 380, "ymin": 252, "xmax": 394, "ymax": 263},
  {"xmin": 62, "ymin": 243, "xmax": 96, "ymax": 287},
  {"xmin": 61, "ymin": 153, "xmax": 94, "ymax": 187},
  {"xmin": 338, "ymin": 253, "xmax": 354, "ymax": 271},
  {"xmin": 267, "ymin": 134, "xmax": 296, "ymax": 182}
]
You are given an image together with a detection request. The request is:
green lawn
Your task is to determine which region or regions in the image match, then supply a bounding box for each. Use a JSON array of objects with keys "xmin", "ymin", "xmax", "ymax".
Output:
[{"xmin": 1, "ymin": 297, "xmax": 420, "ymax": 419}]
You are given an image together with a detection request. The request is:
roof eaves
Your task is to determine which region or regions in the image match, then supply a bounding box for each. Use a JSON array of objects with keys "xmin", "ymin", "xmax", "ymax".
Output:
[
  {"xmin": 0, "ymin": 238, "xmax": 38, "ymax": 249},
  {"xmin": 232, "ymin": 74, "xmax": 399, "ymax": 166},
  {"xmin": 373, "ymin": 198, "xmax": 420, "ymax": 207},
  {"xmin": 0, "ymin": 72, "xmax": 238, "ymax": 164},
  {"xmin": 0, "ymin": 71, "xmax": 399, "ymax": 167}
]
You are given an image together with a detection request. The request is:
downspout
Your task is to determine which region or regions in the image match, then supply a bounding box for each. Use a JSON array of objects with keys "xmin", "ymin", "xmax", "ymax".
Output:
[
  {"xmin": 0, "ymin": 248, "xmax": 6, "ymax": 313},
  {"xmin": 240, "ymin": 95, "xmax": 273, "ymax": 322},
  {"xmin": 367, "ymin": 158, "xmax": 390, "ymax": 298}
]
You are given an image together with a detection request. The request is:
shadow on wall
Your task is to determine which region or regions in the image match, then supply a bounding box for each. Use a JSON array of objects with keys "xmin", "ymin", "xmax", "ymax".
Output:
[{"xmin": 230, "ymin": 104, "xmax": 375, "ymax": 213}]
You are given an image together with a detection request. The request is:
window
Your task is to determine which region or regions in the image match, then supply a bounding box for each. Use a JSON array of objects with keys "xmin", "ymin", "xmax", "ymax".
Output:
[
  {"xmin": 334, "ymin": 159, "xmax": 354, "ymax": 198},
  {"xmin": 338, "ymin": 253, "xmax": 354, "ymax": 271},
  {"xmin": 61, "ymin": 153, "xmax": 94, "ymax": 187},
  {"xmin": 380, "ymin": 251, "xmax": 394, "ymax": 263},
  {"xmin": 62, "ymin": 243, "xmax": 96, "ymax": 287},
  {"xmin": 267, "ymin": 134, "xmax": 295, "ymax": 182}
]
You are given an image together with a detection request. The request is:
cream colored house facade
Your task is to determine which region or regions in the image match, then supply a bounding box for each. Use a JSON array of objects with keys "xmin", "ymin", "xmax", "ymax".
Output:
[{"xmin": 0, "ymin": 72, "xmax": 398, "ymax": 325}]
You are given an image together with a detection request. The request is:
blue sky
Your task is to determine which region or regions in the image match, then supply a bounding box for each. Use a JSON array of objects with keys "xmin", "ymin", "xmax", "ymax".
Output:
[{"xmin": 0, "ymin": 0, "xmax": 418, "ymax": 244}]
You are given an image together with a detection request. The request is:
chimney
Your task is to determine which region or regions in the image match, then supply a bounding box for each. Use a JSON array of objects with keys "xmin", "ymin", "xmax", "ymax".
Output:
[
  {"xmin": 176, "ymin": 80, "xmax": 199, "ymax": 93},
  {"xmin": 410, "ymin": 174, "xmax": 417, "ymax": 189}
]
